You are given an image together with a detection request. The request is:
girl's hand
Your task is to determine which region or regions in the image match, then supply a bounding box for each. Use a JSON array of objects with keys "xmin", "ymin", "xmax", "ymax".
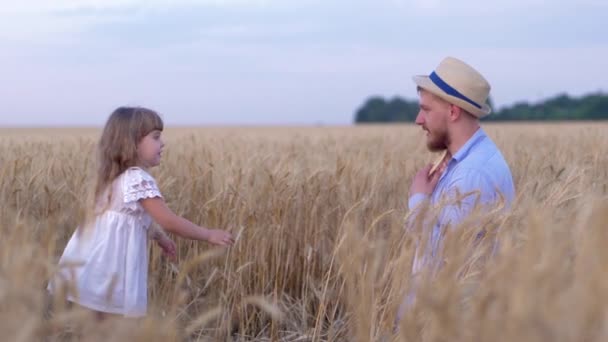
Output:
[
  {"xmin": 156, "ymin": 235, "xmax": 177, "ymax": 261},
  {"xmin": 206, "ymin": 229, "xmax": 235, "ymax": 247}
]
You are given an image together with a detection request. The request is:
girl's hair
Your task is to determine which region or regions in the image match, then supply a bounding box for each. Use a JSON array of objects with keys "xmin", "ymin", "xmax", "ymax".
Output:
[{"xmin": 85, "ymin": 107, "xmax": 163, "ymax": 222}]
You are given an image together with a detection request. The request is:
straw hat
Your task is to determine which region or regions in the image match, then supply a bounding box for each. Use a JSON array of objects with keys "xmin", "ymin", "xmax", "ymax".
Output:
[{"xmin": 413, "ymin": 57, "xmax": 492, "ymax": 118}]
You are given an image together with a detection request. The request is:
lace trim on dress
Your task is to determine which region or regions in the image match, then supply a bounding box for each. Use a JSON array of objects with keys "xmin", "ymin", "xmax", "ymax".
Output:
[{"xmin": 122, "ymin": 168, "xmax": 163, "ymax": 216}]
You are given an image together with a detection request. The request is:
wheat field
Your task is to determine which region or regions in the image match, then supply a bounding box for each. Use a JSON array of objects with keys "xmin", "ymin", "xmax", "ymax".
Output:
[{"xmin": 1, "ymin": 123, "xmax": 607, "ymax": 341}]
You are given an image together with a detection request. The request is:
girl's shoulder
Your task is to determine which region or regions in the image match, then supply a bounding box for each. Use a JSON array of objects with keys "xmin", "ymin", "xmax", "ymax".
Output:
[{"xmin": 121, "ymin": 167, "xmax": 163, "ymax": 203}]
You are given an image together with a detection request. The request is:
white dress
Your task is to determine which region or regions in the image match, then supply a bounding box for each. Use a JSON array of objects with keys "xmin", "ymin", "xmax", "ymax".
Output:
[{"xmin": 47, "ymin": 167, "xmax": 162, "ymax": 317}]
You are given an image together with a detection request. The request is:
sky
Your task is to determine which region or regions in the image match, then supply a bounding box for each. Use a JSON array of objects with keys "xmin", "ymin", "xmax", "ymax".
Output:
[{"xmin": 1, "ymin": 0, "xmax": 607, "ymax": 126}]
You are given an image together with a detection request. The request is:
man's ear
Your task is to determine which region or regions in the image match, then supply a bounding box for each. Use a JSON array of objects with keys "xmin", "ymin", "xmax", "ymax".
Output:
[{"xmin": 448, "ymin": 104, "xmax": 462, "ymax": 122}]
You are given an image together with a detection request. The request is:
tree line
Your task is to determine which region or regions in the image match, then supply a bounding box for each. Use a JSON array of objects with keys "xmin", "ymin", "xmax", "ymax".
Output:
[{"xmin": 354, "ymin": 92, "xmax": 608, "ymax": 123}]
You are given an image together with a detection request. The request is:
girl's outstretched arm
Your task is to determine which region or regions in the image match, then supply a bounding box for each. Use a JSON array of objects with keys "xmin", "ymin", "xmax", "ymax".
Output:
[{"xmin": 140, "ymin": 197, "xmax": 234, "ymax": 246}]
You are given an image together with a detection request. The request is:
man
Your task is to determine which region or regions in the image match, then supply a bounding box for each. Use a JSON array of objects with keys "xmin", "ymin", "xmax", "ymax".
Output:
[{"xmin": 395, "ymin": 56, "xmax": 515, "ymax": 325}]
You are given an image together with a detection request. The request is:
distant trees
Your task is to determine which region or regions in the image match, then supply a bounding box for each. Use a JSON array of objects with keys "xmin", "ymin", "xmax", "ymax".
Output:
[
  {"xmin": 354, "ymin": 97, "xmax": 419, "ymax": 123},
  {"xmin": 484, "ymin": 93, "xmax": 608, "ymax": 121},
  {"xmin": 354, "ymin": 92, "xmax": 608, "ymax": 123}
]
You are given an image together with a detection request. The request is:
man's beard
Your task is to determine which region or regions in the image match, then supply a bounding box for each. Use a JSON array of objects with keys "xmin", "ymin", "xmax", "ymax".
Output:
[{"xmin": 426, "ymin": 128, "xmax": 449, "ymax": 152}]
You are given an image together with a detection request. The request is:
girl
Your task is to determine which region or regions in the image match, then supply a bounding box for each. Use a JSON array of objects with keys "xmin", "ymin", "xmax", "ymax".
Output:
[{"xmin": 47, "ymin": 106, "xmax": 234, "ymax": 319}]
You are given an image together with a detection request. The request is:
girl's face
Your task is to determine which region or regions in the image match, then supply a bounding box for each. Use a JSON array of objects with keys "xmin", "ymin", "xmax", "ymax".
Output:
[{"xmin": 137, "ymin": 130, "xmax": 164, "ymax": 168}]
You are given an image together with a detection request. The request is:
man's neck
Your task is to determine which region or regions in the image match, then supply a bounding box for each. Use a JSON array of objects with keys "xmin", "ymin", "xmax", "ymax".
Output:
[{"xmin": 447, "ymin": 123, "xmax": 480, "ymax": 157}]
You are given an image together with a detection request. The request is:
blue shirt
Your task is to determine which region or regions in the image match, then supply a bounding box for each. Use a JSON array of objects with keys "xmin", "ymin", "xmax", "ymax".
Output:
[{"xmin": 407, "ymin": 127, "xmax": 515, "ymax": 271}]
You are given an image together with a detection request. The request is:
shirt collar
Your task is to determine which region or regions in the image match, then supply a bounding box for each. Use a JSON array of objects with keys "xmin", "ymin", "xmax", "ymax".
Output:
[{"xmin": 451, "ymin": 127, "xmax": 486, "ymax": 163}]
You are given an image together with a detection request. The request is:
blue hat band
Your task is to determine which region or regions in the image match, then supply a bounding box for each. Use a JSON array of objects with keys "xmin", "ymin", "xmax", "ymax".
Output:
[{"xmin": 429, "ymin": 71, "xmax": 482, "ymax": 109}]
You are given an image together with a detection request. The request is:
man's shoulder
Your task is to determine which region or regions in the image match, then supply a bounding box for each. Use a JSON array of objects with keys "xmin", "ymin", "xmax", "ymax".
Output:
[
  {"xmin": 455, "ymin": 154, "xmax": 506, "ymax": 176},
  {"xmin": 461, "ymin": 135, "xmax": 511, "ymax": 170},
  {"xmin": 452, "ymin": 143, "xmax": 513, "ymax": 185},
  {"xmin": 450, "ymin": 142, "xmax": 515, "ymax": 201}
]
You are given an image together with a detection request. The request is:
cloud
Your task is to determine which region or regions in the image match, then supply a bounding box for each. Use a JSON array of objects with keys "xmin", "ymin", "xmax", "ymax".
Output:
[
  {"xmin": 391, "ymin": 0, "xmax": 607, "ymax": 16},
  {"xmin": 0, "ymin": 0, "xmax": 321, "ymax": 45},
  {"xmin": 0, "ymin": 0, "xmax": 277, "ymax": 14},
  {"xmin": 0, "ymin": 0, "xmax": 606, "ymax": 125},
  {"xmin": 0, "ymin": 0, "xmax": 282, "ymax": 42}
]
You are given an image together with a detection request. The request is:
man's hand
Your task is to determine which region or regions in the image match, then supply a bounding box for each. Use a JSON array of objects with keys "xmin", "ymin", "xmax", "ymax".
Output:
[{"xmin": 409, "ymin": 164, "xmax": 442, "ymax": 198}]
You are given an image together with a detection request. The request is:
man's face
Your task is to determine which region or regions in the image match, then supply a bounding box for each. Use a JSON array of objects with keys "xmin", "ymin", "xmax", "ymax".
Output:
[{"xmin": 415, "ymin": 90, "xmax": 450, "ymax": 152}]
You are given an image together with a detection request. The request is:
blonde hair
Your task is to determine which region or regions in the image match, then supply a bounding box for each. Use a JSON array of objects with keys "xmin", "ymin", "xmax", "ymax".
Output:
[{"xmin": 83, "ymin": 107, "xmax": 163, "ymax": 225}]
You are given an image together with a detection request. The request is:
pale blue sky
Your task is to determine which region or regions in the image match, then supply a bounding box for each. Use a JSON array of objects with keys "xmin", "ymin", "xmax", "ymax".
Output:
[{"xmin": 1, "ymin": 0, "xmax": 606, "ymax": 126}]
